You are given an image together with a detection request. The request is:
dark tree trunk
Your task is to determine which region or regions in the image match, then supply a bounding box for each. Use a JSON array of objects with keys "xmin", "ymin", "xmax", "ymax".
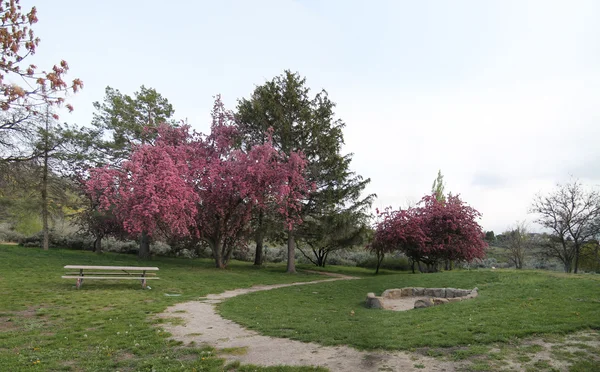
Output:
[
  {"xmin": 411, "ymin": 259, "xmax": 415, "ymax": 274},
  {"xmin": 375, "ymin": 252, "xmax": 384, "ymax": 274},
  {"xmin": 93, "ymin": 235, "xmax": 103, "ymax": 253},
  {"xmin": 574, "ymin": 244, "xmax": 580, "ymax": 274},
  {"xmin": 563, "ymin": 259, "xmax": 572, "ymax": 273},
  {"xmin": 253, "ymin": 210, "xmax": 265, "ymax": 266},
  {"xmin": 286, "ymin": 230, "xmax": 296, "ymax": 273},
  {"xmin": 41, "ymin": 112, "xmax": 50, "ymax": 251},
  {"xmin": 254, "ymin": 237, "xmax": 264, "ymax": 266},
  {"xmin": 139, "ymin": 231, "xmax": 150, "ymax": 259}
]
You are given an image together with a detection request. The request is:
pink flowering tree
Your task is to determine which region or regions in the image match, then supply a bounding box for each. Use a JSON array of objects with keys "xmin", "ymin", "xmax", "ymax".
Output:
[
  {"xmin": 370, "ymin": 194, "xmax": 487, "ymax": 273},
  {"xmin": 189, "ymin": 99, "xmax": 308, "ymax": 268},
  {"xmin": 85, "ymin": 96, "xmax": 309, "ymax": 265},
  {"xmin": 85, "ymin": 125, "xmax": 199, "ymax": 258},
  {"xmin": 417, "ymin": 194, "xmax": 487, "ymax": 271},
  {"xmin": 370, "ymin": 207, "xmax": 427, "ymax": 274}
]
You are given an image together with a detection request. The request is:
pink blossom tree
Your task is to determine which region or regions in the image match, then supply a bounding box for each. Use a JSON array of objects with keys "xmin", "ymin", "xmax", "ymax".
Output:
[
  {"xmin": 85, "ymin": 96, "xmax": 309, "ymax": 265},
  {"xmin": 189, "ymin": 99, "xmax": 308, "ymax": 268},
  {"xmin": 86, "ymin": 125, "xmax": 199, "ymax": 258},
  {"xmin": 370, "ymin": 194, "xmax": 487, "ymax": 273}
]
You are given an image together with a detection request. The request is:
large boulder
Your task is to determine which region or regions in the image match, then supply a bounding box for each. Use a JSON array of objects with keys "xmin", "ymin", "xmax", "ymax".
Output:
[
  {"xmin": 401, "ymin": 288, "xmax": 413, "ymax": 296},
  {"xmin": 414, "ymin": 298, "xmax": 434, "ymax": 309},
  {"xmin": 381, "ymin": 289, "xmax": 403, "ymax": 299},
  {"xmin": 433, "ymin": 298, "xmax": 449, "ymax": 305},
  {"xmin": 412, "ymin": 287, "xmax": 425, "ymax": 296},
  {"xmin": 432, "ymin": 288, "xmax": 446, "ymax": 298},
  {"xmin": 366, "ymin": 293, "xmax": 385, "ymax": 309},
  {"xmin": 445, "ymin": 288, "xmax": 458, "ymax": 298}
]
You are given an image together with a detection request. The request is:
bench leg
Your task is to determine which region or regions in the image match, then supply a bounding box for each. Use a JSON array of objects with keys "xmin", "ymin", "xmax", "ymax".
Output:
[
  {"xmin": 141, "ymin": 278, "xmax": 147, "ymax": 289},
  {"xmin": 76, "ymin": 278, "xmax": 83, "ymax": 289}
]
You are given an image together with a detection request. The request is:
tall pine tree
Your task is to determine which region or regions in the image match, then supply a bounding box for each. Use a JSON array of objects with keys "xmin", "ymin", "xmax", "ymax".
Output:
[{"xmin": 236, "ymin": 71, "xmax": 374, "ymax": 272}]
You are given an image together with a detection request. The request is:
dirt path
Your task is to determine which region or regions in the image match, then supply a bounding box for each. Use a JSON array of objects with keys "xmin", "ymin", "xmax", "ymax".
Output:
[{"xmin": 159, "ymin": 272, "xmax": 456, "ymax": 372}]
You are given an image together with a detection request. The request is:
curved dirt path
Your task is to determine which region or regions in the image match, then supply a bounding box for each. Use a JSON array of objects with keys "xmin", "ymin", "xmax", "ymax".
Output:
[{"xmin": 159, "ymin": 271, "xmax": 456, "ymax": 372}]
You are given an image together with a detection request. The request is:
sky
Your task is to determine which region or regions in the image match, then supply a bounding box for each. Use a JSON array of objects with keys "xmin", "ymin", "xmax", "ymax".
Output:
[{"xmin": 20, "ymin": 0, "xmax": 600, "ymax": 233}]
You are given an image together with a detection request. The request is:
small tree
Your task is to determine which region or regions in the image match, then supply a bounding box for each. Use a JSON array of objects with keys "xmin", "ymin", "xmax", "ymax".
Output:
[
  {"xmin": 370, "ymin": 194, "xmax": 487, "ymax": 274},
  {"xmin": 484, "ymin": 231, "xmax": 496, "ymax": 244},
  {"xmin": 370, "ymin": 207, "xmax": 426, "ymax": 274},
  {"xmin": 431, "ymin": 170, "xmax": 446, "ymax": 202},
  {"xmin": 502, "ymin": 221, "xmax": 530, "ymax": 269},
  {"xmin": 530, "ymin": 180, "xmax": 600, "ymax": 273},
  {"xmin": 0, "ymin": 1, "xmax": 82, "ymax": 162},
  {"xmin": 85, "ymin": 125, "xmax": 199, "ymax": 259}
]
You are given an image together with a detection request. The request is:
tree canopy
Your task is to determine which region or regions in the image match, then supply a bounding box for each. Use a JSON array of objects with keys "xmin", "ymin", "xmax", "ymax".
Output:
[
  {"xmin": 236, "ymin": 70, "xmax": 373, "ymax": 271},
  {"xmin": 371, "ymin": 194, "xmax": 487, "ymax": 273},
  {"xmin": 86, "ymin": 97, "xmax": 309, "ymax": 266}
]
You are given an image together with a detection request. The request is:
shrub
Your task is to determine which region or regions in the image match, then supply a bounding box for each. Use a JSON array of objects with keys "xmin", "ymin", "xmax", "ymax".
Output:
[
  {"xmin": 357, "ymin": 256, "xmax": 411, "ymax": 271},
  {"xmin": 0, "ymin": 224, "xmax": 25, "ymax": 243}
]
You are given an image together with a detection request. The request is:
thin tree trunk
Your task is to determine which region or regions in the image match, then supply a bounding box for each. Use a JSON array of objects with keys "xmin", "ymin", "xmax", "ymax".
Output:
[
  {"xmin": 211, "ymin": 240, "xmax": 226, "ymax": 268},
  {"xmin": 574, "ymin": 245, "xmax": 580, "ymax": 274},
  {"xmin": 254, "ymin": 237, "xmax": 264, "ymax": 266},
  {"xmin": 286, "ymin": 229, "xmax": 296, "ymax": 273},
  {"xmin": 375, "ymin": 252, "xmax": 383, "ymax": 274},
  {"xmin": 253, "ymin": 211, "xmax": 265, "ymax": 266},
  {"xmin": 139, "ymin": 231, "xmax": 150, "ymax": 259},
  {"xmin": 41, "ymin": 109, "xmax": 50, "ymax": 251},
  {"xmin": 93, "ymin": 235, "xmax": 103, "ymax": 253}
]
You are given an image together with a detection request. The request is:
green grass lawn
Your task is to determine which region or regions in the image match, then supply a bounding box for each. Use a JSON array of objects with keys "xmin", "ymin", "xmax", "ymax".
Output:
[
  {"xmin": 0, "ymin": 245, "xmax": 326, "ymax": 371},
  {"xmin": 219, "ymin": 269, "xmax": 600, "ymax": 351}
]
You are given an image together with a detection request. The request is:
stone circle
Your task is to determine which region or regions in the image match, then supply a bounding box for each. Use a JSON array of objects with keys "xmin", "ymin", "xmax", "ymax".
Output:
[{"xmin": 366, "ymin": 287, "xmax": 478, "ymax": 311}]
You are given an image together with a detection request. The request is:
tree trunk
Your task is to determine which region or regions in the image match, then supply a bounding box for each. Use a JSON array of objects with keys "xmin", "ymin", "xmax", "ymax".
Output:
[
  {"xmin": 139, "ymin": 231, "xmax": 150, "ymax": 259},
  {"xmin": 574, "ymin": 244, "xmax": 580, "ymax": 274},
  {"xmin": 444, "ymin": 259, "xmax": 449, "ymax": 271},
  {"xmin": 253, "ymin": 210, "xmax": 265, "ymax": 266},
  {"xmin": 253, "ymin": 237, "xmax": 264, "ymax": 266},
  {"xmin": 411, "ymin": 259, "xmax": 415, "ymax": 274},
  {"xmin": 375, "ymin": 252, "xmax": 384, "ymax": 274},
  {"xmin": 563, "ymin": 260, "xmax": 572, "ymax": 273},
  {"xmin": 93, "ymin": 235, "xmax": 103, "ymax": 253},
  {"xmin": 286, "ymin": 230, "xmax": 296, "ymax": 273},
  {"xmin": 210, "ymin": 240, "xmax": 227, "ymax": 268},
  {"xmin": 41, "ymin": 111, "xmax": 50, "ymax": 251}
]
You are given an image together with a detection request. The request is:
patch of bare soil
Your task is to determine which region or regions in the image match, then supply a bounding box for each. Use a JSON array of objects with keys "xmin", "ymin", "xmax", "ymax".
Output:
[{"xmin": 159, "ymin": 273, "xmax": 458, "ymax": 372}]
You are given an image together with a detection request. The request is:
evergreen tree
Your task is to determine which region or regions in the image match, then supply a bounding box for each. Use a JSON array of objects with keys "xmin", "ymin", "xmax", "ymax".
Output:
[{"xmin": 236, "ymin": 71, "xmax": 373, "ymax": 272}]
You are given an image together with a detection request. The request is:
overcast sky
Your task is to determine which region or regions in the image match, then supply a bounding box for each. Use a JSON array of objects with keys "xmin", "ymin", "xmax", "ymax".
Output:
[{"xmin": 23, "ymin": 0, "xmax": 600, "ymax": 233}]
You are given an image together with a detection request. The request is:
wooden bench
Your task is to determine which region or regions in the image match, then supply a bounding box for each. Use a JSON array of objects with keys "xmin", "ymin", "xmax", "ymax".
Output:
[{"xmin": 62, "ymin": 265, "xmax": 159, "ymax": 289}]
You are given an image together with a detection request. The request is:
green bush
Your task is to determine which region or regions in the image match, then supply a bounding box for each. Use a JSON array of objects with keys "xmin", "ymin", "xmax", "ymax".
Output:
[
  {"xmin": 356, "ymin": 256, "xmax": 411, "ymax": 271},
  {"xmin": 0, "ymin": 224, "xmax": 25, "ymax": 243}
]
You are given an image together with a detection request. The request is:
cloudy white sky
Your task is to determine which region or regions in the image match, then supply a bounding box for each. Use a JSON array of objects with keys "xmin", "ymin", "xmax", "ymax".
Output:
[{"xmin": 23, "ymin": 0, "xmax": 600, "ymax": 233}]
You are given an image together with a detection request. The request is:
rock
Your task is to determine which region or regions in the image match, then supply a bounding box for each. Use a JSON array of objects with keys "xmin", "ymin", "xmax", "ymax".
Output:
[
  {"xmin": 456, "ymin": 289, "xmax": 470, "ymax": 297},
  {"xmin": 445, "ymin": 288, "xmax": 457, "ymax": 298},
  {"xmin": 381, "ymin": 289, "xmax": 403, "ymax": 299},
  {"xmin": 447, "ymin": 297, "xmax": 462, "ymax": 303},
  {"xmin": 432, "ymin": 288, "xmax": 446, "ymax": 298},
  {"xmin": 433, "ymin": 298, "xmax": 449, "ymax": 305},
  {"xmin": 414, "ymin": 298, "xmax": 434, "ymax": 309},
  {"xmin": 366, "ymin": 293, "xmax": 385, "ymax": 309},
  {"xmin": 401, "ymin": 288, "xmax": 413, "ymax": 297},
  {"xmin": 424, "ymin": 288, "xmax": 435, "ymax": 296},
  {"xmin": 412, "ymin": 287, "xmax": 425, "ymax": 296}
]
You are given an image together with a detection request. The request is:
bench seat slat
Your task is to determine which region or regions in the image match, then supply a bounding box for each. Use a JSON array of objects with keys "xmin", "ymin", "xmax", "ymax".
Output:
[
  {"xmin": 64, "ymin": 265, "xmax": 159, "ymax": 271},
  {"xmin": 61, "ymin": 276, "xmax": 160, "ymax": 280},
  {"xmin": 65, "ymin": 272, "xmax": 157, "ymax": 276}
]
